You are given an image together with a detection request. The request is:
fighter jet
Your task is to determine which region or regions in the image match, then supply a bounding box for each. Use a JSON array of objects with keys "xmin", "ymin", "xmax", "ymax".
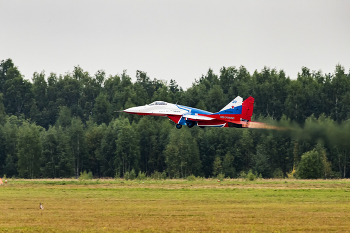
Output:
[{"xmin": 123, "ymin": 96, "xmax": 269, "ymax": 129}]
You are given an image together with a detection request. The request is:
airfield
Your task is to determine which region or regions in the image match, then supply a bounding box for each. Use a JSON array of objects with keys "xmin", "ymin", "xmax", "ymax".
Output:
[{"xmin": 1, "ymin": 179, "xmax": 350, "ymax": 232}]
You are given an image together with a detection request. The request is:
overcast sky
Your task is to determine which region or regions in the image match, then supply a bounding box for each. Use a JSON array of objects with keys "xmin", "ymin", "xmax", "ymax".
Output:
[{"xmin": 1, "ymin": 0, "xmax": 349, "ymax": 89}]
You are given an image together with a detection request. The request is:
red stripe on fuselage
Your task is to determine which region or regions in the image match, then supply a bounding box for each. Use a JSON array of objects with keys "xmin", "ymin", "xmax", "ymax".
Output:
[
  {"xmin": 198, "ymin": 114, "xmax": 241, "ymax": 122},
  {"xmin": 197, "ymin": 119, "xmax": 227, "ymax": 126},
  {"xmin": 124, "ymin": 112, "xmax": 170, "ymax": 117},
  {"xmin": 137, "ymin": 113, "xmax": 168, "ymax": 116}
]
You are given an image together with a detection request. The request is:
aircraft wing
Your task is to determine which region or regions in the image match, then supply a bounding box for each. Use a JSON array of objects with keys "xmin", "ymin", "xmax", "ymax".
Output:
[{"xmin": 183, "ymin": 115, "xmax": 215, "ymax": 121}]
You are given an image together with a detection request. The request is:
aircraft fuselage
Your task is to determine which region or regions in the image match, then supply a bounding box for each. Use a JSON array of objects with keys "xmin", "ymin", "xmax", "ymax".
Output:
[{"xmin": 124, "ymin": 99, "xmax": 251, "ymax": 128}]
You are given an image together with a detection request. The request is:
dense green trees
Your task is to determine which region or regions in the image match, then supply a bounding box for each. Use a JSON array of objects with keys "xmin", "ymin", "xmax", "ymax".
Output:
[
  {"xmin": 69, "ymin": 117, "xmax": 86, "ymax": 179},
  {"xmin": 115, "ymin": 118, "xmax": 139, "ymax": 177},
  {"xmin": 297, "ymin": 144, "xmax": 331, "ymax": 179},
  {"xmin": 41, "ymin": 126, "xmax": 72, "ymax": 178},
  {"xmin": 165, "ymin": 129, "xmax": 201, "ymax": 178},
  {"xmin": 0, "ymin": 58, "xmax": 350, "ymax": 179},
  {"xmin": 17, "ymin": 122, "xmax": 42, "ymax": 178}
]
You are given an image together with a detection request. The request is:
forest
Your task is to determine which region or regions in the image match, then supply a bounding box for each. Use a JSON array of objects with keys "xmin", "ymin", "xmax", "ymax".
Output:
[{"xmin": 0, "ymin": 58, "xmax": 350, "ymax": 179}]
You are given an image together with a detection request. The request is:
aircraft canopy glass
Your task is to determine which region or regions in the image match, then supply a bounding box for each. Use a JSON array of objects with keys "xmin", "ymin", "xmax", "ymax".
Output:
[{"xmin": 149, "ymin": 101, "xmax": 167, "ymax": 106}]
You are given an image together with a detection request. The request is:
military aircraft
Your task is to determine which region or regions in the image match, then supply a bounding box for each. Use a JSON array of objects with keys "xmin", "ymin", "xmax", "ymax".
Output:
[{"xmin": 123, "ymin": 96, "xmax": 270, "ymax": 129}]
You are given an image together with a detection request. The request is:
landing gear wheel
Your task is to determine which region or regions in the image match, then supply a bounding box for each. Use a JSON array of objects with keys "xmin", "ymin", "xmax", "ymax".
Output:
[
  {"xmin": 176, "ymin": 124, "xmax": 182, "ymax": 129},
  {"xmin": 187, "ymin": 121, "xmax": 195, "ymax": 128}
]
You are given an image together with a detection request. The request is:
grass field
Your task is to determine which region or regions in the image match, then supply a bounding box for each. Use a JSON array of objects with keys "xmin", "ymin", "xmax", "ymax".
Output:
[{"xmin": 1, "ymin": 179, "xmax": 350, "ymax": 232}]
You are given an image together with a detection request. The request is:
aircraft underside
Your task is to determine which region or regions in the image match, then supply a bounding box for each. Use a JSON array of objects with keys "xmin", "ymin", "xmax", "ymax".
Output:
[{"xmin": 167, "ymin": 115, "xmax": 248, "ymax": 129}]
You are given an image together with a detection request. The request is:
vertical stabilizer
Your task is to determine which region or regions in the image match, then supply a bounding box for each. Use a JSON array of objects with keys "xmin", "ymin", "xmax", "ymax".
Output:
[
  {"xmin": 241, "ymin": 96, "xmax": 254, "ymax": 121},
  {"xmin": 217, "ymin": 96, "xmax": 243, "ymax": 114}
]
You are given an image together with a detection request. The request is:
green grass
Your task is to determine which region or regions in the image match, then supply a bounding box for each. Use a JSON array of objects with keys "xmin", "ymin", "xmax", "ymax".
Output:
[{"xmin": 1, "ymin": 179, "xmax": 350, "ymax": 232}]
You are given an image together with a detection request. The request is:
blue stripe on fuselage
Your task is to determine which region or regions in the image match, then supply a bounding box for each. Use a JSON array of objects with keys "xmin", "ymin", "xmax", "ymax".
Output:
[{"xmin": 176, "ymin": 105, "xmax": 213, "ymax": 115}]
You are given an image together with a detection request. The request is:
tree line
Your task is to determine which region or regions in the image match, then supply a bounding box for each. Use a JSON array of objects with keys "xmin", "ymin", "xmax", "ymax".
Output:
[{"xmin": 0, "ymin": 58, "xmax": 349, "ymax": 179}]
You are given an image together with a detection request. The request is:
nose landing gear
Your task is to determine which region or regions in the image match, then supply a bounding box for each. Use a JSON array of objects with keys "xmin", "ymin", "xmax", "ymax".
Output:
[{"xmin": 176, "ymin": 124, "xmax": 182, "ymax": 129}]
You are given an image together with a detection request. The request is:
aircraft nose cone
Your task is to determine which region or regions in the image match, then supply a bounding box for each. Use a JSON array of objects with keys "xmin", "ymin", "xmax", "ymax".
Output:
[{"xmin": 124, "ymin": 107, "xmax": 140, "ymax": 113}]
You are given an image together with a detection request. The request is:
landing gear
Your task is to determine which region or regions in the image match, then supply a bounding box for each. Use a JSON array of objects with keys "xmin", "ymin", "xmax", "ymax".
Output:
[
  {"xmin": 176, "ymin": 124, "xmax": 182, "ymax": 129},
  {"xmin": 187, "ymin": 121, "xmax": 195, "ymax": 128}
]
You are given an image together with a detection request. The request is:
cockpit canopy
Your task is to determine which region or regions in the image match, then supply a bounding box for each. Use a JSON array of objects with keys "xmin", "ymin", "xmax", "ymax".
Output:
[{"xmin": 148, "ymin": 101, "xmax": 167, "ymax": 106}]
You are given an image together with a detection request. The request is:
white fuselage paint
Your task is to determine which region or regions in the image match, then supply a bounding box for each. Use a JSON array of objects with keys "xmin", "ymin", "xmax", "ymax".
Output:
[
  {"xmin": 124, "ymin": 101, "xmax": 212, "ymax": 116},
  {"xmin": 124, "ymin": 102, "xmax": 188, "ymax": 116}
]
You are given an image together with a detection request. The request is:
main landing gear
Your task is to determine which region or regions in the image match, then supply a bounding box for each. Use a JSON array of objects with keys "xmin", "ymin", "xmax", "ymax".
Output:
[
  {"xmin": 176, "ymin": 121, "xmax": 196, "ymax": 129},
  {"xmin": 187, "ymin": 121, "xmax": 195, "ymax": 128}
]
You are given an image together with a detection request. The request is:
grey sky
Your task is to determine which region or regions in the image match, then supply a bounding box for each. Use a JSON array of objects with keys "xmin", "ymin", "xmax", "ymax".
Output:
[{"xmin": 1, "ymin": 0, "xmax": 349, "ymax": 89}]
